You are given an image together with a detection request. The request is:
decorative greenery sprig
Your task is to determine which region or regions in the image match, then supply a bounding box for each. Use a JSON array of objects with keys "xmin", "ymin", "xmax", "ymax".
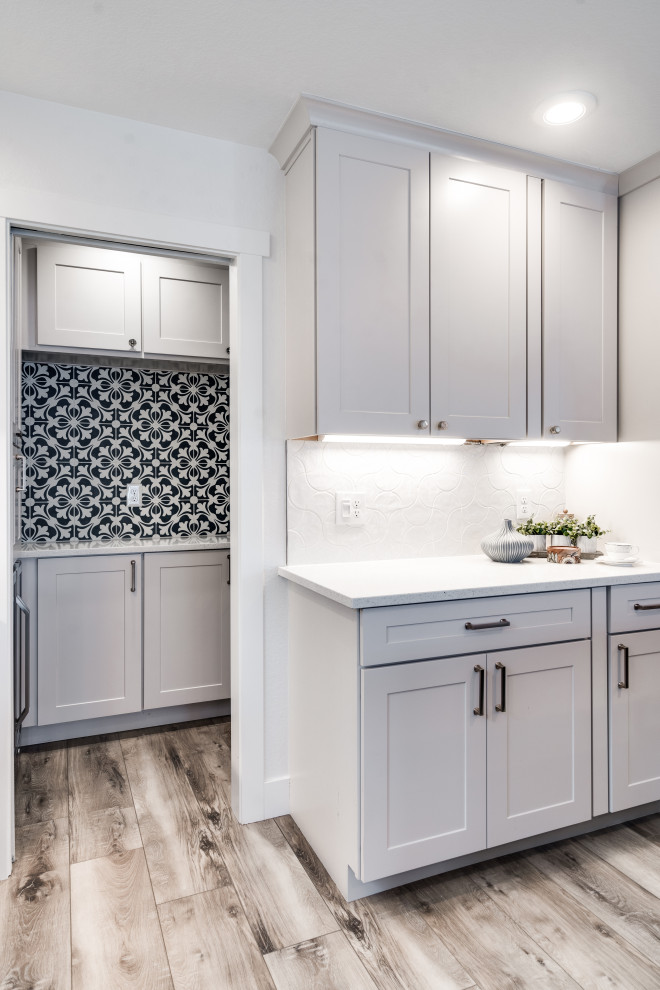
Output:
[
  {"xmin": 517, "ymin": 510, "xmax": 609, "ymax": 546},
  {"xmin": 516, "ymin": 516, "xmax": 550, "ymax": 536}
]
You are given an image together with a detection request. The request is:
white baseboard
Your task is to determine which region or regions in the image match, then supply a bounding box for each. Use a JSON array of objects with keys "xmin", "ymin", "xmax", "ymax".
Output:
[{"xmin": 264, "ymin": 775, "xmax": 290, "ymax": 819}]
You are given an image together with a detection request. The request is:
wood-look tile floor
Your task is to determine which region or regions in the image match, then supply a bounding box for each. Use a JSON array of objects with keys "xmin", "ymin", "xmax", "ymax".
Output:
[{"xmin": 3, "ymin": 719, "xmax": 660, "ymax": 989}]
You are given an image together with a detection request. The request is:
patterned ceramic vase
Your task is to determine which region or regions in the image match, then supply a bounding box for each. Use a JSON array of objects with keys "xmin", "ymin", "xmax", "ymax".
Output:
[{"xmin": 481, "ymin": 519, "xmax": 534, "ymax": 563}]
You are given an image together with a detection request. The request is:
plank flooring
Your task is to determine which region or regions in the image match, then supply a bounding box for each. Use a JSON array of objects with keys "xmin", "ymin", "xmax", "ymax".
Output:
[{"xmin": 3, "ymin": 717, "xmax": 660, "ymax": 989}]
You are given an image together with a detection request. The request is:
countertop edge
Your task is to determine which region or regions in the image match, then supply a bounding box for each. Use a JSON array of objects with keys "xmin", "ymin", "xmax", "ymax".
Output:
[
  {"xmin": 16, "ymin": 538, "xmax": 231, "ymax": 559},
  {"xmin": 278, "ymin": 561, "xmax": 660, "ymax": 609}
]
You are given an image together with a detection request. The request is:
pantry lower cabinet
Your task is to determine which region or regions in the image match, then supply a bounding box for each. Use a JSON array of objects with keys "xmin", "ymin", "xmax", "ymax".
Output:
[
  {"xmin": 361, "ymin": 640, "xmax": 591, "ymax": 882},
  {"xmin": 38, "ymin": 555, "xmax": 142, "ymax": 724},
  {"xmin": 143, "ymin": 551, "xmax": 230, "ymax": 708},
  {"xmin": 36, "ymin": 549, "xmax": 230, "ymax": 727}
]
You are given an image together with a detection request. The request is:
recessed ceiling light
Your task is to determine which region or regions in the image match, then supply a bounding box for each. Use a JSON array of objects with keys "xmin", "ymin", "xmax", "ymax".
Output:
[{"xmin": 533, "ymin": 91, "xmax": 597, "ymax": 126}]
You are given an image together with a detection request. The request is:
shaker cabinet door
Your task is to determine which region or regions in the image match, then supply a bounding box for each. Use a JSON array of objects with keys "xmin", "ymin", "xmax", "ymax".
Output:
[
  {"xmin": 143, "ymin": 550, "xmax": 230, "ymax": 709},
  {"xmin": 543, "ymin": 181, "xmax": 617, "ymax": 441},
  {"xmin": 315, "ymin": 128, "xmax": 430, "ymax": 436},
  {"xmin": 430, "ymin": 156, "xmax": 528, "ymax": 439},
  {"xmin": 361, "ymin": 654, "xmax": 487, "ymax": 881},
  {"xmin": 486, "ymin": 640, "xmax": 592, "ymax": 847},
  {"xmin": 37, "ymin": 555, "xmax": 142, "ymax": 724},
  {"xmin": 142, "ymin": 257, "xmax": 229, "ymax": 360},
  {"xmin": 36, "ymin": 242, "xmax": 142, "ymax": 352},
  {"xmin": 609, "ymin": 630, "xmax": 660, "ymax": 811}
]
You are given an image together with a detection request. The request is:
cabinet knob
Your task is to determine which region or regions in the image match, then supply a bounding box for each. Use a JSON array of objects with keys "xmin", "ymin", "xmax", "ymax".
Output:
[
  {"xmin": 417, "ymin": 420, "xmax": 429, "ymax": 430},
  {"xmin": 437, "ymin": 421, "xmax": 448, "ymax": 430},
  {"xmin": 128, "ymin": 338, "xmax": 137, "ymax": 349},
  {"xmin": 549, "ymin": 425, "xmax": 561, "ymax": 435}
]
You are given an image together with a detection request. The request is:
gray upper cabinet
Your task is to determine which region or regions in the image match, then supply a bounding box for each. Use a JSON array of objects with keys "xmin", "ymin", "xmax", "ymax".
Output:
[
  {"xmin": 142, "ymin": 257, "xmax": 229, "ymax": 360},
  {"xmin": 36, "ymin": 242, "xmax": 142, "ymax": 352},
  {"xmin": 29, "ymin": 240, "xmax": 229, "ymax": 362},
  {"xmin": 316, "ymin": 129, "xmax": 430, "ymax": 436},
  {"xmin": 542, "ymin": 181, "xmax": 618, "ymax": 442},
  {"xmin": 282, "ymin": 122, "xmax": 618, "ymax": 443},
  {"xmin": 286, "ymin": 128, "xmax": 430, "ymax": 438},
  {"xmin": 430, "ymin": 156, "xmax": 528, "ymax": 439}
]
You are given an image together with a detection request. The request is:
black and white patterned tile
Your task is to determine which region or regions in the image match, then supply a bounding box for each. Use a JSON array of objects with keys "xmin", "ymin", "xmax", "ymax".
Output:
[{"xmin": 21, "ymin": 361, "xmax": 229, "ymax": 543}]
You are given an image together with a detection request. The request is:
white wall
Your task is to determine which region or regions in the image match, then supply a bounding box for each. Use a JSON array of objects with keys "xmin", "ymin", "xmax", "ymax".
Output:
[
  {"xmin": 565, "ymin": 172, "xmax": 660, "ymax": 561},
  {"xmin": 0, "ymin": 92, "xmax": 288, "ymax": 803},
  {"xmin": 288, "ymin": 440, "xmax": 567, "ymax": 563},
  {"xmin": 565, "ymin": 442, "xmax": 660, "ymax": 559}
]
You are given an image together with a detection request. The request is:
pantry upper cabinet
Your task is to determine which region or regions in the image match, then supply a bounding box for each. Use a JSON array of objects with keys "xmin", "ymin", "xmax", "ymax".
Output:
[
  {"xmin": 28, "ymin": 240, "xmax": 229, "ymax": 362},
  {"xmin": 142, "ymin": 257, "xmax": 229, "ymax": 360},
  {"xmin": 314, "ymin": 129, "xmax": 430, "ymax": 436},
  {"xmin": 542, "ymin": 181, "xmax": 618, "ymax": 442},
  {"xmin": 36, "ymin": 242, "xmax": 142, "ymax": 352},
  {"xmin": 430, "ymin": 157, "xmax": 528, "ymax": 439}
]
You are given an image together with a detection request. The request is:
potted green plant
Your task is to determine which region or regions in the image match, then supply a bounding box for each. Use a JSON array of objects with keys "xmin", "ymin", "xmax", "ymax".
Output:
[
  {"xmin": 548, "ymin": 510, "xmax": 609, "ymax": 552},
  {"xmin": 575, "ymin": 514, "xmax": 610, "ymax": 554},
  {"xmin": 516, "ymin": 516, "xmax": 550, "ymax": 554}
]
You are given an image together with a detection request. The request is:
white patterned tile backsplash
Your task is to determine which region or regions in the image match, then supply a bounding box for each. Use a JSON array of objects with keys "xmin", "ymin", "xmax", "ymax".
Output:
[{"xmin": 287, "ymin": 440, "xmax": 566, "ymax": 563}]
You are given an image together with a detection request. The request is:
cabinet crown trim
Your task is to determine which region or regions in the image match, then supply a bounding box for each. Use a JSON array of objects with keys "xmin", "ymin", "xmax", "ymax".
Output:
[{"xmin": 270, "ymin": 95, "xmax": 619, "ymax": 195}]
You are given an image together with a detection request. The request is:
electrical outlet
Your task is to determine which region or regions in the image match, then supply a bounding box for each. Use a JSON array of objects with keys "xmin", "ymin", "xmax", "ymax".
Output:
[
  {"xmin": 516, "ymin": 489, "xmax": 532, "ymax": 520},
  {"xmin": 335, "ymin": 492, "xmax": 365, "ymax": 527},
  {"xmin": 127, "ymin": 484, "xmax": 141, "ymax": 506}
]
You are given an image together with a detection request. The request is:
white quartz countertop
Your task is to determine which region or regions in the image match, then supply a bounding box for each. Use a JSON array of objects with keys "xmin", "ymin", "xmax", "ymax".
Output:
[
  {"xmin": 278, "ymin": 555, "xmax": 660, "ymax": 609},
  {"xmin": 16, "ymin": 534, "xmax": 230, "ymax": 559}
]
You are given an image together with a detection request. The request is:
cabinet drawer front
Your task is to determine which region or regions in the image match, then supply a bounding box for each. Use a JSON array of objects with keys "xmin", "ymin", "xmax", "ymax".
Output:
[
  {"xmin": 360, "ymin": 590, "xmax": 590, "ymax": 666},
  {"xmin": 609, "ymin": 583, "xmax": 660, "ymax": 633}
]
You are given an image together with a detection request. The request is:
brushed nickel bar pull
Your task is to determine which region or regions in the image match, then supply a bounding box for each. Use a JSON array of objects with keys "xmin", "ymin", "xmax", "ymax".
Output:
[
  {"xmin": 130, "ymin": 560, "xmax": 136, "ymax": 593},
  {"xmin": 618, "ymin": 644, "xmax": 629, "ymax": 689},
  {"xmin": 15, "ymin": 595, "xmax": 31, "ymax": 730},
  {"xmin": 634, "ymin": 602, "xmax": 660, "ymax": 611},
  {"xmin": 473, "ymin": 664, "xmax": 485, "ymax": 716},
  {"xmin": 14, "ymin": 452, "xmax": 25, "ymax": 493},
  {"xmin": 465, "ymin": 618, "xmax": 511, "ymax": 631},
  {"xmin": 495, "ymin": 661, "xmax": 506, "ymax": 712}
]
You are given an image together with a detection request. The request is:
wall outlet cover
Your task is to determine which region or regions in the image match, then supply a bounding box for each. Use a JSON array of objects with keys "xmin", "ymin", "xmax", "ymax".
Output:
[
  {"xmin": 335, "ymin": 492, "xmax": 365, "ymax": 527},
  {"xmin": 127, "ymin": 484, "xmax": 141, "ymax": 506}
]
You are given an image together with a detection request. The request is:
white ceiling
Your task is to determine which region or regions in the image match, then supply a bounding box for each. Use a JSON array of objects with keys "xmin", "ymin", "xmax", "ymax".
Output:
[{"xmin": 2, "ymin": 0, "xmax": 659, "ymax": 173}]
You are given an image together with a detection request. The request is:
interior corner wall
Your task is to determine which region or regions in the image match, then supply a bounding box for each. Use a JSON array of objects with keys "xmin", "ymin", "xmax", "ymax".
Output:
[
  {"xmin": 565, "ymin": 172, "xmax": 660, "ymax": 560},
  {"xmin": 0, "ymin": 91, "xmax": 288, "ymax": 791}
]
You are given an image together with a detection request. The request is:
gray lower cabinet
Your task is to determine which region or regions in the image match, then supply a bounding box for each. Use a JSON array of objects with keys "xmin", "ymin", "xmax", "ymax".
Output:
[
  {"xmin": 608, "ymin": 583, "xmax": 660, "ymax": 812},
  {"xmin": 37, "ymin": 555, "xmax": 142, "ymax": 724},
  {"xmin": 36, "ymin": 549, "xmax": 230, "ymax": 727},
  {"xmin": 609, "ymin": 629, "xmax": 660, "ymax": 811},
  {"xmin": 143, "ymin": 550, "xmax": 230, "ymax": 709},
  {"xmin": 361, "ymin": 639, "xmax": 592, "ymax": 882}
]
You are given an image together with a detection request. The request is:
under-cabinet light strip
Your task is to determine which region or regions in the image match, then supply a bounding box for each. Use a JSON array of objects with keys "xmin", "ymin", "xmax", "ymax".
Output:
[
  {"xmin": 319, "ymin": 434, "xmax": 468, "ymax": 445},
  {"xmin": 319, "ymin": 435, "xmax": 579, "ymax": 447}
]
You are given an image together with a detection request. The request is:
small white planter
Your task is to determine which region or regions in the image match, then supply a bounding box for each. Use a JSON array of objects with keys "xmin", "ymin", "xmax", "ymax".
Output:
[
  {"xmin": 546, "ymin": 535, "xmax": 571, "ymax": 548},
  {"xmin": 577, "ymin": 535, "xmax": 598, "ymax": 555}
]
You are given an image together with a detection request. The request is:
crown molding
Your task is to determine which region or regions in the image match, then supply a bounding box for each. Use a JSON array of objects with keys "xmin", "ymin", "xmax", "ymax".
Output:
[
  {"xmin": 618, "ymin": 151, "xmax": 660, "ymax": 196},
  {"xmin": 269, "ymin": 95, "xmax": 619, "ymax": 194}
]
